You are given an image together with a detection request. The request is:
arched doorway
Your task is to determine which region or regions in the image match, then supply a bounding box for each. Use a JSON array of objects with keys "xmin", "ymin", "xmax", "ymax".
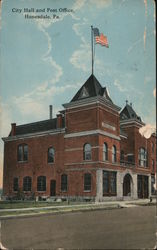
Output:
[{"xmin": 123, "ymin": 174, "xmax": 132, "ymax": 196}]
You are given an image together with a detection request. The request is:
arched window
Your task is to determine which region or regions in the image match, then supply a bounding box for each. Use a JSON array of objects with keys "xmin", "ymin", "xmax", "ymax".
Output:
[
  {"xmin": 83, "ymin": 143, "xmax": 92, "ymax": 160},
  {"xmin": 103, "ymin": 143, "xmax": 108, "ymax": 161},
  {"xmin": 23, "ymin": 176, "xmax": 32, "ymax": 191},
  {"xmin": 84, "ymin": 173, "xmax": 91, "ymax": 191},
  {"xmin": 48, "ymin": 147, "xmax": 55, "ymax": 163},
  {"xmin": 139, "ymin": 147, "xmax": 147, "ymax": 167},
  {"xmin": 13, "ymin": 177, "xmax": 18, "ymax": 192},
  {"xmin": 61, "ymin": 174, "xmax": 68, "ymax": 192},
  {"xmin": 17, "ymin": 144, "xmax": 28, "ymax": 162},
  {"xmin": 120, "ymin": 150, "xmax": 124, "ymax": 162},
  {"xmin": 112, "ymin": 145, "xmax": 117, "ymax": 162},
  {"xmin": 37, "ymin": 176, "xmax": 46, "ymax": 191}
]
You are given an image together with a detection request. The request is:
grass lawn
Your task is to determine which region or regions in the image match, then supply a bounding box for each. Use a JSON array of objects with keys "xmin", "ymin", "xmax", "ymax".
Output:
[{"xmin": 0, "ymin": 200, "xmax": 94, "ymax": 209}]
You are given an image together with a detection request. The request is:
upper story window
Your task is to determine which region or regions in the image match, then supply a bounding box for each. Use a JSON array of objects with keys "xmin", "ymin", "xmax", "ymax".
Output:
[
  {"xmin": 37, "ymin": 176, "xmax": 46, "ymax": 191},
  {"xmin": 13, "ymin": 177, "xmax": 19, "ymax": 192},
  {"xmin": 139, "ymin": 147, "xmax": 148, "ymax": 167},
  {"xmin": 17, "ymin": 144, "xmax": 28, "ymax": 162},
  {"xmin": 120, "ymin": 150, "xmax": 124, "ymax": 162},
  {"xmin": 84, "ymin": 173, "xmax": 91, "ymax": 191},
  {"xmin": 83, "ymin": 143, "xmax": 92, "ymax": 161},
  {"xmin": 103, "ymin": 143, "xmax": 108, "ymax": 161},
  {"xmin": 23, "ymin": 176, "xmax": 32, "ymax": 192},
  {"xmin": 48, "ymin": 147, "xmax": 55, "ymax": 163},
  {"xmin": 61, "ymin": 174, "xmax": 68, "ymax": 192},
  {"xmin": 112, "ymin": 145, "xmax": 117, "ymax": 163}
]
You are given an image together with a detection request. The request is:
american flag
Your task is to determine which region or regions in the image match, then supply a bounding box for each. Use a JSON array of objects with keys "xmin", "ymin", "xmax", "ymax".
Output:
[{"xmin": 93, "ymin": 27, "xmax": 109, "ymax": 48}]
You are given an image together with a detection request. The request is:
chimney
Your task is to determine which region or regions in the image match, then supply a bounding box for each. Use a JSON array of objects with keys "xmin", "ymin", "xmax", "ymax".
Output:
[
  {"xmin": 11, "ymin": 123, "xmax": 16, "ymax": 136},
  {"xmin": 57, "ymin": 114, "xmax": 62, "ymax": 128},
  {"xmin": 49, "ymin": 105, "xmax": 53, "ymax": 119},
  {"xmin": 130, "ymin": 102, "xmax": 132, "ymax": 107}
]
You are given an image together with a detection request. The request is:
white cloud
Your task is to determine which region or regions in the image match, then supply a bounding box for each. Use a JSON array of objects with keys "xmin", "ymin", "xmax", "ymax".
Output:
[
  {"xmin": 139, "ymin": 124, "xmax": 156, "ymax": 139},
  {"xmin": 73, "ymin": 0, "xmax": 86, "ymax": 11},
  {"xmin": 70, "ymin": 43, "xmax": 91, "ymax": 72},
  {"xmin": 113, "ymin": 79, "xmax": 126, "ymax": 92},
  {"xmin": 89, "ymin": 0, "xmax": 112, "ymax": 8}
]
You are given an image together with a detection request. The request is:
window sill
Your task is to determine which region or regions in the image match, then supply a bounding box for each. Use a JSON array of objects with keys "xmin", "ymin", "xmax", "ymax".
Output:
[
  {"xmin": 84, "ymin": 190, "xmax": 91, "ymax": 192},
  {"xmin": 17, "ymin": 161, "xmax": 28, "ymax": 163}
]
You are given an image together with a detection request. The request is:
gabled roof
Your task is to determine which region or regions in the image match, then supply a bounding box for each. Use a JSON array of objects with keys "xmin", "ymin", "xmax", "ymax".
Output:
[
  {"xmin": 71, "ymin": 74, "xmax": 113, "ymax": 104},
  {"xmin": 120, "ymin": 103, "xmax": 142, "ymax": 122},
  {"xmin": 9, "ymin": 118, "xmax": 65, "ymax": 137}
]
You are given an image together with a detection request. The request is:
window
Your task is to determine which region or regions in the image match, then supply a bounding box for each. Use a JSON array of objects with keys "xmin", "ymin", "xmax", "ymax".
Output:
[
  {"xmin": 17, "ymin": 144, "xmax": 28, "ymax": 162},
  {"xmin": 120, "ymin": 150, "xmax": 124, "ymax": 162},
  {"xmin": 127, "ymin": 154, "xmax": 134, "ymax": 164},
  {"xmin": 151, "ymin": 175, "xmax": 155, "ymax": 195},
  {"xmin": 61, "ymin": 174, "xmax": 68, "ymax": 192},
  {"xmin": 83, "ymin": 143, "xmax": 92, "ymax": 160},
  {"xmin": 13, "ymin": 177, "xmax": 18, "ymax": 192},
  {"xmin": 152, "ymin": 159, "xmax": 155, "ymax": 171},
  {"xmin": 152, "ymin": 142, "xmax": 154, "ymax": 154},
  {"xmin": 139, "ymin": 148, "xmax": 148, "ymax": 167},
  {"xmin": 103, "ymin": 171, "xmax": 116, "ymax": 196},
  {"xmin": 103, "ymin": 143, "xmax": 108, "ymax": 161},
  {"xmin": 48, "ymin": 147, "xmax": 55, "ymax": 163},
  {"xmin": 23, "ymin": 176, "xmax": 32, "ymax": 191},
  {"xmin": 37, "ymin": 176, "xmax": 46, "ymax": 191},
  {"xmin": 84, "ymin": 173, "xmax": 91, "ymax": 191},
  {"xmin": 112, "ymin": 145, "xmax": 117, "ymax": 162}
]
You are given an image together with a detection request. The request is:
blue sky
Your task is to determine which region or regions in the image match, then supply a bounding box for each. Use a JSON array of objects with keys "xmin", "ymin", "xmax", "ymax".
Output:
[{"xmin": 0, "ymin": 0, "xmax": 156, "ymax": 187}]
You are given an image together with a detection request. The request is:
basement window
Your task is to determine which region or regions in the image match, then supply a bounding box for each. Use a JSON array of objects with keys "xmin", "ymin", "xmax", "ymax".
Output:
[{"xmin": 17, "ymin": 144, "xmax": 28, "ymax": 162}]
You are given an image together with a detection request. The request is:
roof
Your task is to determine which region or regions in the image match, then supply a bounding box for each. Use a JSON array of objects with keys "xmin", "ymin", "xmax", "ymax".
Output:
[
  {"xmin": 120, "ymin": 104, "xmax": 142, "ymax": 122},
  {"xmin": 71, "ymin": 74, "xmax": 113, "ymax": 104},
  {"xmin": 9, "ymin": 118, "xmax": 65, "ymax": 137}
]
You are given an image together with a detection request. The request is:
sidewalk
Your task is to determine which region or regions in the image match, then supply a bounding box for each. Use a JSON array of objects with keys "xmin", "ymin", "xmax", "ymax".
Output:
[{"xmin": 0, "ymin": 199, "xmax": 156, "ymax": 219}]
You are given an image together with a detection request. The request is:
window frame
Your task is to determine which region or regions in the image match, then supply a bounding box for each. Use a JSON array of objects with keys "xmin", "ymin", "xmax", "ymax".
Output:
[
  {"xmin": 17, "ymin": 144, "xmax": 28, "ymax": 162},
  {"xmin": 37, "ymin": 176, "xmax": 46, "ymax": 192},
  {"xmin": 84, "ymin": 173, "xmax": 92, "ymax": 192},
  {"xmin": 23, "ymin": 176, "xmax": 32, "ymax": 192},
  {"xmin": 83, "ymin": 143, "xmax": 92, "ymax": 161}
]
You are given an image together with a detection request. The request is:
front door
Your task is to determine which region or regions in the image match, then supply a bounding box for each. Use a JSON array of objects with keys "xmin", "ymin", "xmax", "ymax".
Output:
[
  {"xmin": 50, "ymin": 180, "xmax": 56, "ymax": 196},
  {"xmin": 123, "ymin": 174, "xmax": 131, "ymax": 196}
]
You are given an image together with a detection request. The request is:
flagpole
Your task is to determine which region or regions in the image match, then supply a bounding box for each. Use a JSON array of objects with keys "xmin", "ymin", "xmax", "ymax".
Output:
[{"xmin": 91, "ymin": 25, "xmax": 94, "ymax": 75}]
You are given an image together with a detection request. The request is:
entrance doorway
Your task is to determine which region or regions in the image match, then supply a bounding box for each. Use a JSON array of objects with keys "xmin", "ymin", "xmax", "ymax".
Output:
[
  {"xmin": 123, "ymin": 174, "xmax": 131, "ymax": 196},
  {"xmin": 137, "ymin": 175, "xmax": 148, "ymax": 198},
  {"xmin": 50, "ymin": 180, "xmax": 56, "ymax": 196}
]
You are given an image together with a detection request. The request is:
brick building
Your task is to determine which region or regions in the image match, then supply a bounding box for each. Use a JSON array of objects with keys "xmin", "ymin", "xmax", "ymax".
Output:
[{"xmin": 2, "ymin": 75, "xmax": 156, "ymax": 201}]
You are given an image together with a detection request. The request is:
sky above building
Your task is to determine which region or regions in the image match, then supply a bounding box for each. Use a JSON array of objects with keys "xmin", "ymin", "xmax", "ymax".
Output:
[{"xmin": 0, "ymin": 0, "xmax": 156, "ymax": 188}]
